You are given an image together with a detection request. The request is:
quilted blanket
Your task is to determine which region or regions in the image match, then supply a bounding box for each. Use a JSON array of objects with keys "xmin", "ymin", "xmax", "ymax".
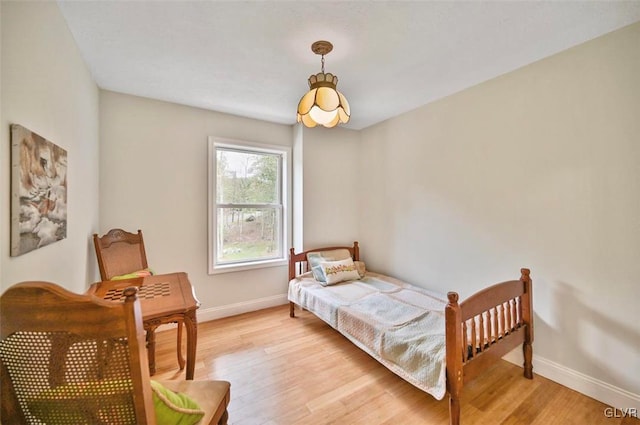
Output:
[{"xmin": 288, "ymin": 271, "xmax": 448, "ymax": 400}]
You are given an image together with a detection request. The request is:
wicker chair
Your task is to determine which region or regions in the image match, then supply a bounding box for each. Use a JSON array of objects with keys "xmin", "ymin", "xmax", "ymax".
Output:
[
  {"xmin": 93, "ymin": 228, "xmax": 185, "ymax": 375},
  {"xmin": 0, "ymin": 281, "xmax": 230, "ymax": 425}
]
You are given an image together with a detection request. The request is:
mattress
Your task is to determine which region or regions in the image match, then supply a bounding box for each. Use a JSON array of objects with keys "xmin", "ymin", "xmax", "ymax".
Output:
[{"xmin": 288, "ymin": 271, "xmax": 448, "ymax": 399}]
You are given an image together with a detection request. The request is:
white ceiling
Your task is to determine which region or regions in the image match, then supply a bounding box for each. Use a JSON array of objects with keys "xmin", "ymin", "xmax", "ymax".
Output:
[{"xmin": 57, "ymin": 1, "xmax": 640, "ymax": 130}]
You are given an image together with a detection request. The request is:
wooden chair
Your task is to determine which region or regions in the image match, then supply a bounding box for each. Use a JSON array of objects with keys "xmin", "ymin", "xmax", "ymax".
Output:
[
  {"xmin": 0, "ymin": 281, "xmax": 230, "ymax": 425},
  {"xmin": 93, "ymin": 228, "xmax": 185, "ymax": 375},
  {"xmin": 93, "ymin": 229, "xmax": 150, "ymax": 281}
]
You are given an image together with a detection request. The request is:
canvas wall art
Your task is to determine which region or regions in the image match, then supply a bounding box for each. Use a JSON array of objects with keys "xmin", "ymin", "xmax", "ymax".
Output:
[{"xmin": 10, "ymin": 124, "xmax": 68, "ymax": 256}]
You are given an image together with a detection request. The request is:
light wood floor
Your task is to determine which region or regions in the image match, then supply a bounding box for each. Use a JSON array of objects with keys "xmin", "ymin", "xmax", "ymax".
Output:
[{"xmin": 153, "ymin": 305, "xmax": 638, "ymax": 425}]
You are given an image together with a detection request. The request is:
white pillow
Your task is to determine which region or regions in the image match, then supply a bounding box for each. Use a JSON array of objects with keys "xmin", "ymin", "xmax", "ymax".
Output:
[
  {"xmin": 318, "ymin": 258, "xmax": 361, "ymax": 286},
  {"xmin": 307, "ymin": 249, "xmax": 352, "ymax": 282}
]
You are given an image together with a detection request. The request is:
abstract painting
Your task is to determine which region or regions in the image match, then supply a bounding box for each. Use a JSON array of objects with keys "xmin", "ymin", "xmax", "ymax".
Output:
[{"xmin": 10, "ymin": 124, "xmax": 68, "ymax": 256}]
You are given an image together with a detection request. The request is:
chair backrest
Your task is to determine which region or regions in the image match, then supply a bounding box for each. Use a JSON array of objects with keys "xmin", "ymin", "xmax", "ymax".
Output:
[
  {"xmin": 94, "ymin": 229, "xmax": 149, "ymax": 281},
  {"xmin": 0, "ymin": 282, "xmax": 156, "ymax": 425}
]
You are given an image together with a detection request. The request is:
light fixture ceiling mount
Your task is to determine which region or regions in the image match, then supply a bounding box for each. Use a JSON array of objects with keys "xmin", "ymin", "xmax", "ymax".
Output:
[
  {"xmin": 297, "ymin": 40, "xmax": 350, "ymax": 128},
  {"xmin": 311, "ymin": 40, "xmax": 333, "ymax": 56}
]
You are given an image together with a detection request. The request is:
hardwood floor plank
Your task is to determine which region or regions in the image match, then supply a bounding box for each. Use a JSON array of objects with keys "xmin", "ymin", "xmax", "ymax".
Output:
[
  {"xmin": 153, "ymin": 305, "xmax": 639, "ymax": 425},
  {"xmin": 306, "ymin": 368, "xmax": 388, "ymax": 412}
]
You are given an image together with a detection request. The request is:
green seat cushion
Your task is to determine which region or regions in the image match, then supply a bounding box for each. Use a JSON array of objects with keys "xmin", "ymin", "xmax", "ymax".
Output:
[{"xmin": 151, "ymin": 380, "xmax": 205, "ymax": 425}]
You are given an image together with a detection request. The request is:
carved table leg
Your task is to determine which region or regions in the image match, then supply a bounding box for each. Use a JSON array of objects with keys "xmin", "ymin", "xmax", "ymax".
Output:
[
  {"xmin": 144, "ymin": 323, "xmax": 160, "ymax": 376},
  {"xmin": 176, "ymin": 321, "xmax": 185, "ymax": 370},
  {"xmin": 184, "ymin": 310, "xmax": 198, "ymax": 380}
]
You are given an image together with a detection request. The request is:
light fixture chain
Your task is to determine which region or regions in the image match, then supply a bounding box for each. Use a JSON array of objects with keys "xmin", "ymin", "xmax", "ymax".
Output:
[{"xmin": 321, "ymin": 55, "xmax": 325, "ymax": 73}]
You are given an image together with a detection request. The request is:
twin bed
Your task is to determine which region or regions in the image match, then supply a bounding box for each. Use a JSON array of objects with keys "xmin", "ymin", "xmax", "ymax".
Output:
[{"xmin": 287, "ymin": 242, "xmax": 533, "ymax": 425}]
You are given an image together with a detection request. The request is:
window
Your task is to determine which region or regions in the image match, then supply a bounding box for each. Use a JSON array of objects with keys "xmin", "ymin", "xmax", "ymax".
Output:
[{"xmin": 208, "ymin": 137, "xmax": 289, "ymax": 273}]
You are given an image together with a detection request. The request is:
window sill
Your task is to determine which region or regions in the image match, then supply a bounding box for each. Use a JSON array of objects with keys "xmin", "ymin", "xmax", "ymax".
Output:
[{"xmin": 208, "ymin": 258, "xmax": 287, "ymax": 275}]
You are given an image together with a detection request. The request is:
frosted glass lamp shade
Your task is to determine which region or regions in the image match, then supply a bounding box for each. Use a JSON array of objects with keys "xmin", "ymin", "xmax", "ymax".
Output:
[{"xmin": 297, "ymin": 72, "xmax": 350, "ymax": 128}]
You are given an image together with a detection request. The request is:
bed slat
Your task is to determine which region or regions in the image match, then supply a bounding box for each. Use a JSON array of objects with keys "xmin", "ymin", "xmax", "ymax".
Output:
[
  {"xmin": 462, "ymin": 321, "xmax": 468, "ymax": 362},
  {"xmin": 491, "ymin": 307, "xmax": 498, "ymax": 343},
  {"xmin": 470, "ymin": 319, "xmax": 477, "ymax": 357},
  {"xmin": 505, "ymin": 302, "xmax": 511, "ymax": 335},
  {"xmin": 478, "ymin": 313, "xmax": 485, "ymax": 353}
]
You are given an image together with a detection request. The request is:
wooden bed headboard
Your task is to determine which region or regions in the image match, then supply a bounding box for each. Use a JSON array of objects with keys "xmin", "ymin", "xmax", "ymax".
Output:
[{"xmin": 288, "ymin": 241, "xmax": 359, "ymax": 281}]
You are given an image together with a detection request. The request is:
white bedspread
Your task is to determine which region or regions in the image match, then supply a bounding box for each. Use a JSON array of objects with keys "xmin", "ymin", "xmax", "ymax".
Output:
[{"xmin": 288, "ymin": 271, "xmax": 448, "ymax": 400}]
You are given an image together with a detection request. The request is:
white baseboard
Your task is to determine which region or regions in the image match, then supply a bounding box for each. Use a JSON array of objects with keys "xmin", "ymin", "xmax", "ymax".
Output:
[
  {"xmin": 503, "ymin": 350, "xmax": 640, "ymax": 412},
  {"xmin": 196, "ymin": 293, "xmax": 289, "ymax": 322}
]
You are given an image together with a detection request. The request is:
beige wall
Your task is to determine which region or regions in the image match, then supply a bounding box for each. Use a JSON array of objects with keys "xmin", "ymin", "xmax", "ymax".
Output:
[
  {"xmin": 360, "ymin": 23, "xmax": 640, "ymax": 399},
  {"xmin": 301, "ymin": 126, "xmax": 361, "ymax": 249},
  {"xmin": 1, "ymin": 1, "xmax": 100, "ymax": 294}
]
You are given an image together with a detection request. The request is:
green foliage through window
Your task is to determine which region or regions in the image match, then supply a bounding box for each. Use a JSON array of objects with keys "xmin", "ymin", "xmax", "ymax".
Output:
[{"xmin": 213, "ymin": 145, "xmax": 285, "ymax": 267}]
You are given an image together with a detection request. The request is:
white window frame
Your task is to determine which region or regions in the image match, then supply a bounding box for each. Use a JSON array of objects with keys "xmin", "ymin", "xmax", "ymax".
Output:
[{"xmin": 208, "ymin": 136, "xmax": 290, "ymax": 274}]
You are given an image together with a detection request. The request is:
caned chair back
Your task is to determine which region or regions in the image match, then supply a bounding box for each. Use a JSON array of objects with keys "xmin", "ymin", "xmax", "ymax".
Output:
[
  {"xmin": 0, "ymin": 282, "xmax": 156, "ymax": 424},
  {"xmin": 93, "ymin": 229, "xmax": 149, "ymax": 280}
]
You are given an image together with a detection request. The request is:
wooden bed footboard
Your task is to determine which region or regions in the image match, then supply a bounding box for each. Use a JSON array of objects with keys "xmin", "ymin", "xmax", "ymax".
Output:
[
  {"xmin": 445, "ymin": 268, "xmax": 533, "ymax": 425},
  {"xmin": 288, "ymin": 243, "xmax": 533, "ymax": 425}
]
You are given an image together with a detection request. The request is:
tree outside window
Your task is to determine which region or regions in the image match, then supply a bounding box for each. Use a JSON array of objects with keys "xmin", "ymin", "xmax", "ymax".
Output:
[{"xmin": 209, "ymin": 139, "xmax": 289, "ymax": 272}]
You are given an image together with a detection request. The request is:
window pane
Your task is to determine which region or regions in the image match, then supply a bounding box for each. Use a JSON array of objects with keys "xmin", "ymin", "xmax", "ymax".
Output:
[
  {"xmin": 216, "ymin": 207, "xmax": 281, "ymax": 264},
  {"xmin": 216, "ymin": 149, "xmax": 279, "ymax": 204}
]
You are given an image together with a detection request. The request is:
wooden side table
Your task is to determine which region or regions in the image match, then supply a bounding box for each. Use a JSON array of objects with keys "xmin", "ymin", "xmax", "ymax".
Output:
[{"xmin": 88, "ymin": 272, "xmax": 200, "ymax": 379}]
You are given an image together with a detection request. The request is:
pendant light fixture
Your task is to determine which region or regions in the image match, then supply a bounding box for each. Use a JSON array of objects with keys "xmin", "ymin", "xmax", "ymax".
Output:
[{"xmin": 297, "ymin": 40, "xmax": 350, "ymax": 128}]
